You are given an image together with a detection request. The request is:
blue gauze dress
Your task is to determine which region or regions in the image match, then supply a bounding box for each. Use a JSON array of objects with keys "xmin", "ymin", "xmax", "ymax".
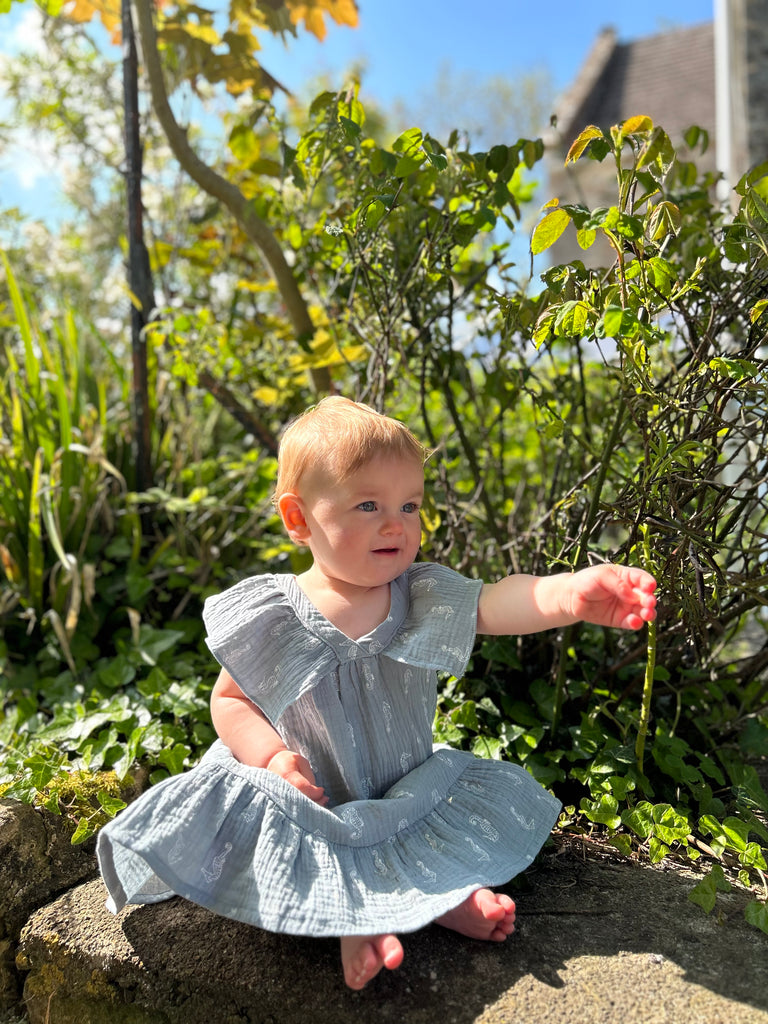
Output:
[{"xmin": 97, "ymin": 563, "xmax": 561, "ymax": 936}]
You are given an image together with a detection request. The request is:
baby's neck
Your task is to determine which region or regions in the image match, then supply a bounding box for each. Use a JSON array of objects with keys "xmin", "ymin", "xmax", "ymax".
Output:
[{"xmin": 296, "ymin": 570, "xmax": 392, "ymax": 640}]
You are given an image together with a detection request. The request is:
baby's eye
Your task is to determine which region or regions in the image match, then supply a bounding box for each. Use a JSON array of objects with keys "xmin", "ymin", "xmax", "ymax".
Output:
[
  {"xmin": 357, "ymin": 501, "xmax": 376, "ymax": 512},
  {"xmin": 402, "ymin": 502, "xmax": 421, "ymax": 514}
]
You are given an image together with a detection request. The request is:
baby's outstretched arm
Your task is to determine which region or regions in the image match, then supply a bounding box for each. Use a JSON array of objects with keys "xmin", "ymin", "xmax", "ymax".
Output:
[
  {"xmin": 477, "ymin": 564, "xmax": 656, "ymax": 636},
  {"xmin": 211, "ymin": 669, "xmax": 328, "ymax": 805}
]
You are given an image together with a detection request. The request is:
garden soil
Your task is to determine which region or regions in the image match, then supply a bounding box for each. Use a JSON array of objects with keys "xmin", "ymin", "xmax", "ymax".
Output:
[{"xmin": 15, "ymin": 844, "xmax": 768, "ymax": 1024}]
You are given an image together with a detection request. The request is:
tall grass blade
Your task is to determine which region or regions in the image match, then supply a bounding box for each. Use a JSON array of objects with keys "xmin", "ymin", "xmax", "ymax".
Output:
[{"xmin": 27, "ymin": 448, "xmax": 45, "ymax": 617}]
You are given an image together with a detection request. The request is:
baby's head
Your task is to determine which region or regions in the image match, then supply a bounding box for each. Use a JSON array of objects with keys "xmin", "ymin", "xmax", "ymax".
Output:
[{"xmin": 274, "ymin": 396, "xmax": 428, "ymax": 501}]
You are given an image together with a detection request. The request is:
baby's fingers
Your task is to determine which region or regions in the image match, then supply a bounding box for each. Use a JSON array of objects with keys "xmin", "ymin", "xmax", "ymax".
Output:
[{"xmin": 284, "ymin": 770, "xmax": 329, "ymax": 806}]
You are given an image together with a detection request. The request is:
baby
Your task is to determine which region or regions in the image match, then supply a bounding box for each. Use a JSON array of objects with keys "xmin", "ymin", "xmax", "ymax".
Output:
[{"xmin": 98, "ymin": 397, "xmax": 657, "ymax": 990}]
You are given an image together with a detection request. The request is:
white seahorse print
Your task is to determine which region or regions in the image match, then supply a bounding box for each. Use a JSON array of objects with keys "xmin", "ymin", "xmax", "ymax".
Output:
[
  {"xmin": 201, "ymin": 842, "xmax": 232, "ymax": 883},
  {"xmin": 340, "ymin": 806, "xmax": 365, "ymax": 840},
  {"xmin": 362, "ymin": 662, "xmax": 376, "ymax": 691},
  {"xmin": 373, "ymin": 849, "xmax": 391, "ymax": 877},
  {"xmin": 428, "ymin": 604, "xmax": 456, "ymax": 620},
  {"xmin": 382, "ymin": 700, "xmax": 393, "ymax": 732},
  {"xmin": 510, "ymin": 807, "xmax": 536, "ymax": 831},
  {"xmin": 391, "ymin": 786, "xmax": 415, "ymax": 799},
  {"xmin": 347, "ymin": 721, "xmax": 357, "ymax": 749},
  {"xmin": 417, "ymin": 860, "xmax": 437, "ymax": 883},
  {"xmin": 464, "ymin": 836, "xmax": 491, "ymax": 861},
  {"xmin": 402, "ymin": 668, "xmax": 413, "ymax": 695},
  {"xmin": 457, "ymin": 779, "xmax": 487, "ymax": 795},
  {"xmin": 469, "ymin": 815, "xmax": 500, "ymax": 842},
  {"xmin": 440, "ymin": 643, "xmax": 471, "ymax": 663}
]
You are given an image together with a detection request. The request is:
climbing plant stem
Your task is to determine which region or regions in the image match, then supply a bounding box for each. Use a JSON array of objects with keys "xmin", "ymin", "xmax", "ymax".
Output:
[{"xmin": 635, "ymin": 525, "xmax": 656, "ymax": 773}]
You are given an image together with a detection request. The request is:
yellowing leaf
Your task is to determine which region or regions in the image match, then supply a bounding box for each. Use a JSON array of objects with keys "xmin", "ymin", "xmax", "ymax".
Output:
[
  {"xmin": 531, "ymin": 208, "xmax": 571, "ymax": 255},
  {"xmin": 288, "ymin": 0, "xmax": 359, "ymax": 40},
  {"xmin": 63, "ymin": 0, "xmax": 122, "ymax": 41},
  {"xmin": 621, "ymin": 114, "xmax": 654, "ymax": 137},
  {"xmin": 565, "ymin": 125, "xmax": 603, "ymax": 165}
]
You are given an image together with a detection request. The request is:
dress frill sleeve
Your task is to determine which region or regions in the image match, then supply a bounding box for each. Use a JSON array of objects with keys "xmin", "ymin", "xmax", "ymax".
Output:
[
  {"xmin": 385, "ymin": 563, "xmax": 484, "ymax": 678},
  {"xmin": 202, "ymin": 575, "xmax": 338, "ymax": 722}
]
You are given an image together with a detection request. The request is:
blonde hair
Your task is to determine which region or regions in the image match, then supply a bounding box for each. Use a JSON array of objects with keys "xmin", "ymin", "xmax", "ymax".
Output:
[{"xmin": 274, "ymin": 396, "xmax": 428, "ymax": 500}]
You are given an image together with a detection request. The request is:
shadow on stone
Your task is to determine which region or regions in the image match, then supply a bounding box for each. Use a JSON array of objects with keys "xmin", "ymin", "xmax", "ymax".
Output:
[{"xmin": 15, "ymin": 851, "xmax": 768, "ymax": 1024}]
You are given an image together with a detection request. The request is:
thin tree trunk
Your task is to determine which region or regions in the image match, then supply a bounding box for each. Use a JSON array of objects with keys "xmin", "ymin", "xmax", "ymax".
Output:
[{"xmin": 122, "ymin": 0, "xmax": 155, "ymax": 491}]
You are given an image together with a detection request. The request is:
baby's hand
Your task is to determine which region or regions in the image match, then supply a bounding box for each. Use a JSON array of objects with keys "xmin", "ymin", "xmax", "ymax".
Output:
[
  {"xmin": 567, "ymin": 564, "xmax": 657, "ymax": 631},
  {"xmin": 267, "ymin": 749, "xmax": 329, "ymax": 806}
]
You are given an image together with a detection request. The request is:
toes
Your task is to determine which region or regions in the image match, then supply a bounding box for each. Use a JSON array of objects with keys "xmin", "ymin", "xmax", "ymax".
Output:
[
  {"xmin": 378, "ymin": 934, "xmax": 404, "ymax": 971},
  {"xmin": 344, "ymin": 943, "xmax": 378, "ymax": 990},
  {"xmin": 341, "ymin": 935, "xmax": 403, "ymax": 990}
]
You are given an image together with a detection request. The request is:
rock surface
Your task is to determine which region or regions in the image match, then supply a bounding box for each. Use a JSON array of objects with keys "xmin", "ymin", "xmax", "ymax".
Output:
[
  {"xmin": 0, "ymin": 799, "xmax": 97, "ymax": 1009},
  {"xmin": 13, "ymin": 848, "xmax": 768, "ymax": 1024}
]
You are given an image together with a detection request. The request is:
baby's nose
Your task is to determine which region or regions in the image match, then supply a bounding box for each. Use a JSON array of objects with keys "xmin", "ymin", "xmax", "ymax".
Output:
[{"xmin": 381, "ymin": 513, "xmax": 403, "ymax": 533}]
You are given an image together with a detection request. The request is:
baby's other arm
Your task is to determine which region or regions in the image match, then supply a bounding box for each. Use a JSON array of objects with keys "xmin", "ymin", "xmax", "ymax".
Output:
[
  {"xmin": 210, "ymin": 669, "xmax": 328, "ymax": 805},
  {"xmin": 476, "ymin": 564, "xmax": 657, "ymax": 636}
]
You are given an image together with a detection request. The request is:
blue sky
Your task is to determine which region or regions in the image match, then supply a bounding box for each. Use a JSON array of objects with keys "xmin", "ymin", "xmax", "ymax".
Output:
[
  {"xmin": 257, "ymin": 0, "xmax": 714, "ymax": 105},
  {"xmin": 0, "ymin": 0, "xmax": 713, "ymax": 221}
]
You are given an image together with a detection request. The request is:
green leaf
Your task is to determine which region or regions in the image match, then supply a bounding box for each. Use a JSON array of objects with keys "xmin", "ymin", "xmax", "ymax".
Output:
[
  {"xmin": 622, "ymin": 801, "xmax": 654, "ymax": 839},
  {"xmin": 608, "ymin": 834, "xmax": 633, "ymax": 858},
  {"xmin": 648, "ymin": 201, "xmax": 681, "ymax": 241},
  {"xmin": 363, "ymin": 199, "xmax": 388, "ymax": 231},
  {"xmin": 394, "ymin": 153, "xmax": 425, "ymax": 177},
  {"xmin": 392, "ymin": 127, "xmax": 423, "ymax": 153},
  {"xmin": 581, "ymin": 794, "xmax": 621, "ymax": 829},
  {"xmin": 689, "ymin": 863, "xmax": 731, "ymax": 913},
  {"xmin": 71, "ymin": 817, "xmax": 94, "ymax": 846},
  {"xmin": 600, "ymin": 305, "xmax": 634, "ymax": 339},
  {"xmin": 648, "ymin": 837, "xmax": 670, "ymax": 864},
  {"xmin": 98, "ymin": 790, "xmax": 127, "ymax": 818},
  {"xmin": 97, "ymin": 654, "xmax": 136, "ymax": 690},
  {"xmin": 740, "ymin": 842, "xmax": 768, "ymax": 871},
  {"xmin": 745, "ymin": 900, "xmax": 768, "ymax": 935},
  {"xmin": 531, "ymin": 208, "xmax": 571, "ymax": 255},
  {"xmin": 450, "ymin": 700, "xmax": 479, "ymax": 730},
  {"xmin": 553, "ymin": 299, "xmax": 590, "ymax": 336},
  {"xmin": 652, "ymin": 804, "xmax": 691, "ymax": 845},
  {"xmin": 158, "ymin": 744, "xmax": 191, "ymax": 775}
]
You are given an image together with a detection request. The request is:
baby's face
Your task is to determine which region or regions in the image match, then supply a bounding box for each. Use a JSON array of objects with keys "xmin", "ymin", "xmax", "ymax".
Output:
[{"xmin": 300, "ymin": 454, "xmax": 424, "ymax": 590}]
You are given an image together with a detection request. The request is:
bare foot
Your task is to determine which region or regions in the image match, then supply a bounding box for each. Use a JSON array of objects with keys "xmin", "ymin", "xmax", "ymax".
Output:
[
  {"xmin": 435, "ymin": 888, "xmax": 516, "ymax": 942},
  {"xmin": 340, "ymin": 933, "xmax": 404, "ymax": 990}
]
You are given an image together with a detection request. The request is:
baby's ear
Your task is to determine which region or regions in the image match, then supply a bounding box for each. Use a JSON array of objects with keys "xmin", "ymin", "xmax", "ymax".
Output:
[{"xmin": 277, "ymin": 493, "xmax": 310, "ymax": 544}]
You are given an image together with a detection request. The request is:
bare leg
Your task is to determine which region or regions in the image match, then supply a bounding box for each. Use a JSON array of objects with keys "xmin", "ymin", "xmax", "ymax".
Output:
[
  {"xmin": 436, "ymin": 888, "xmax": 516, "ymax": 942},
  {"xmin": 340, "ymin": 933, "xmax": 404, "ymax": 990}
]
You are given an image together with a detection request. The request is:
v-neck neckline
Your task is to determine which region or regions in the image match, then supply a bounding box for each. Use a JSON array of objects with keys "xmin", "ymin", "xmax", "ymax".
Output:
[{"xmin": 275, "ymin": 572, "xmax": 409, "ymax": 658}]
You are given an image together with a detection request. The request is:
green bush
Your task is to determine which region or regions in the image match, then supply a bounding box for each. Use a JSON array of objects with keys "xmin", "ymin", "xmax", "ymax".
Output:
[{"xmin": 1, "ymin": 103, "xmax": 767, "ymax": 929}]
